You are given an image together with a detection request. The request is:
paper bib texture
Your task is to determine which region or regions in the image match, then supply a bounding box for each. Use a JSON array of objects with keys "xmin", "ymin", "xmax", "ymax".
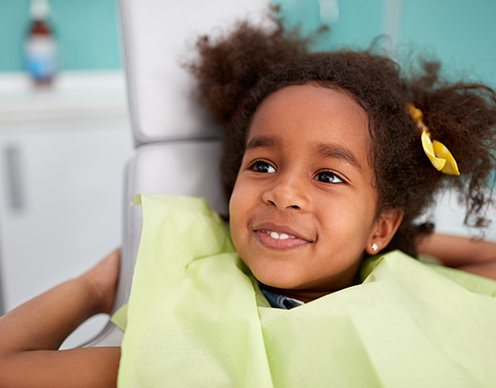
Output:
[{"xmin": 118, "ymin": 195, "xmax": 496, "ymax": 387}]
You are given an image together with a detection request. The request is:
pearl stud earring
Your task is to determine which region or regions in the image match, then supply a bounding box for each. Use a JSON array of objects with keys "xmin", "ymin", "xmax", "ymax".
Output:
[{"xmin": 371, "ymin": 243, "xmax": 379, "ymax": 252}]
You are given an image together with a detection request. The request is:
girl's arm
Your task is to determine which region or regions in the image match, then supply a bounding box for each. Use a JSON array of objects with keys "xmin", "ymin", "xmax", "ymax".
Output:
[
  {"xmin": 418, "ymin": 233, "xmax": 496, "ymax": 280},
  {"xmin": 0, "ymin": 249, "xmax": 121, "ymax": 388}
]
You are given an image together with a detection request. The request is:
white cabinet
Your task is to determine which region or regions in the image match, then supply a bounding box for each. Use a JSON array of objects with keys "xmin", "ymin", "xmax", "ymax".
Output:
[{"xmin": 0, "ymin": 71, "xmax": 133, "ymax": 346}]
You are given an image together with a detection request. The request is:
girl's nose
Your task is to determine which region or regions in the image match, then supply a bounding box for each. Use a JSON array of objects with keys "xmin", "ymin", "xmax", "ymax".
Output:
[{"xmin": 262, "ymin": 175, "xmax": 309, "ymax": 210}]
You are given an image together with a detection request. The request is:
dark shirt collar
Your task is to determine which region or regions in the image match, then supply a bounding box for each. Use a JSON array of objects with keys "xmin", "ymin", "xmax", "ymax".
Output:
[{"xmin": 260, "ymin": 287, "xmax": 305, "ymax": 310}]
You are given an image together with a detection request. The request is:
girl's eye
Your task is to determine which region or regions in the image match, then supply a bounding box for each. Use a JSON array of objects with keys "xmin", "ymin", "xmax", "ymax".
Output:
[
  {"xmin": 250, "ymin": 160, "xmax": 276, "ymax": 174},
  {"xmin": 315, "ymin": 171, "xmax": 344, "ymax": 184}
]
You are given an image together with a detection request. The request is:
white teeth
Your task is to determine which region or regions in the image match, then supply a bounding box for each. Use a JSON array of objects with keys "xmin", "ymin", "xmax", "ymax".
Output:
[{"xmin": 269, "ymin": 231, "xmax": 290, "ymax": 240}]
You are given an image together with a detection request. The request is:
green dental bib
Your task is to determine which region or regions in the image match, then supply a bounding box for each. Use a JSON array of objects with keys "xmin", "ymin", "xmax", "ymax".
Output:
[{"xmin": 116, "ymin": 195, "xmax": 496, "ymax": 387}]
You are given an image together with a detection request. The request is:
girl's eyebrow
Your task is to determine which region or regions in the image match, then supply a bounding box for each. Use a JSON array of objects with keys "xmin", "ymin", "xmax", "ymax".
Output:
[
  {"xmin": 315, "ymin": 142, "xmax": 362, "ymax": 171},
  {"xmin": 245, "ymin": 135, "xmax": 278, "ymax": 150}
]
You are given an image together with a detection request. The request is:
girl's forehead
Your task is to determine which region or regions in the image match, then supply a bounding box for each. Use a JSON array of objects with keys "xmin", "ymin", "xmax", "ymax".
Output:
[{"xmin": 248, "ymin": 84, "xmax": 370, "ymax": 144}]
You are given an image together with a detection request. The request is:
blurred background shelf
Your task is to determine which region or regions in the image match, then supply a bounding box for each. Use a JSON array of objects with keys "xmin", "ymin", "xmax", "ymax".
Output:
[{"xmin": 0, "ymin": 71, "xmax": 128, "ymax": 127}]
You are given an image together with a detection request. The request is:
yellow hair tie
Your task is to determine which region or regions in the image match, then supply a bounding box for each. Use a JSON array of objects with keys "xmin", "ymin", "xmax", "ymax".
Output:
[{"xmin": 407, "ymin": 104, "xmax": 460, "ymax": 176}]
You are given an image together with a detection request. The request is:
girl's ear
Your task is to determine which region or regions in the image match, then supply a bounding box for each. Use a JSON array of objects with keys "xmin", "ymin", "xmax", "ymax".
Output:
[{"xmin": 366, "ymin": 208, "xmax": 404, "ymax": 255}]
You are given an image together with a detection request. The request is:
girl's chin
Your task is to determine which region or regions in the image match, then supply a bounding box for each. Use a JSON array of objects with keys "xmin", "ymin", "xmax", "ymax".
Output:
[{"xmin": 250, "ymin": 267, "xmax": 308, "ymax": 291}]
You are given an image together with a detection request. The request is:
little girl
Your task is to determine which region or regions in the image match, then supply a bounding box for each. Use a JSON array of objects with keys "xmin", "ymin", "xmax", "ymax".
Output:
[{"xmin": 1, "ymin": 11, "xmax": 496, "ymax": 387}]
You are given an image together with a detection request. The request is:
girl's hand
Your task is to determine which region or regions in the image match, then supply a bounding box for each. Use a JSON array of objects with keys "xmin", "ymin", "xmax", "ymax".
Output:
[
  {"xmin": 0, "ymin": 250, "xmax": 122, "ymax": 386},
  {"xmin": 79, "ymin": 248, "xmax": 121, "ymax": 315}
]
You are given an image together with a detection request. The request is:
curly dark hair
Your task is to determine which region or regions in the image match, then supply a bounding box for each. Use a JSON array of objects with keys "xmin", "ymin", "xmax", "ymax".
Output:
[{"xmin": 188, "ymin": 11, "xmax": 496, "ymax": 257}]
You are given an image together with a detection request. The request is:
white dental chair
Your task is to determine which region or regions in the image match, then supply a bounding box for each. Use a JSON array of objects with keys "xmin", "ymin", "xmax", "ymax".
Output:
[{"xmin": 81, "ymin": 0, "xmax": 269, "ymax": 347}]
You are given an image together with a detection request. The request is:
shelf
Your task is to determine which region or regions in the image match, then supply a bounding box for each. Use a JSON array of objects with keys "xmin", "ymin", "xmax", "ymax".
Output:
[{"xmin": 0, "ymin": 71, "xmax": 129, "ymax": 129}]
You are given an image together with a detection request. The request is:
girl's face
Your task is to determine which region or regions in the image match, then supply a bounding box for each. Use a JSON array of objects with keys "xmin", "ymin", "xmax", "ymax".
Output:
[{"xmin": 229, "ymin": 84, "xmax": 401, "ymax": 301}]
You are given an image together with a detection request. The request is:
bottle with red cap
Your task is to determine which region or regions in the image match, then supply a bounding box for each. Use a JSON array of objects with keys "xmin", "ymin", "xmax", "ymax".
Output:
[{"xmin": 25, "ymin": 0, "xmax": 57, "ymax": 86}]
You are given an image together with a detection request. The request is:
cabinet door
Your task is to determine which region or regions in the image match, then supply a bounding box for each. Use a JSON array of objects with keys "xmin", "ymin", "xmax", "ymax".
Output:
[{"xmin": 0, "ymin": 121, "xmax": 132, "ymax": 346}]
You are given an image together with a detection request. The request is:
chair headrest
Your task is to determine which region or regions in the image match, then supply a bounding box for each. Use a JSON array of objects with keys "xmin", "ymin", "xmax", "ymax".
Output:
[{"xmin": 119, "ymin": 0, "xmax": 270, "ymax": 145}]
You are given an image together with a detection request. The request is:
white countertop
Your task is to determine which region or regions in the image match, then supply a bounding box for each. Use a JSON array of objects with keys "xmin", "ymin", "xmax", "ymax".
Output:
[{"xmin": 0, "ymin": 71, "xmax": 129, "ymax": 128}]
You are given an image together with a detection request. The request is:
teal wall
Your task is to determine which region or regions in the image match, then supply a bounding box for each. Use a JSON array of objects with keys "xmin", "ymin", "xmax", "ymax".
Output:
[
  {"xmin": 275, "ymin": 0, "xmax": 496, "ymax": 86},
  {"xmin": 399, "ymin": 0, "xmax": 496, "ymax": 85},
  {"xmin": 0, "ymin": 0, "xmax": 122, "ymax": 72},
  {"xmin": 275, "ymin": 0, "xmax": 386, "ymax": 51},
  {"xmin": 1, "ymin": 0, "xmax": 495, "ymax": 86}
]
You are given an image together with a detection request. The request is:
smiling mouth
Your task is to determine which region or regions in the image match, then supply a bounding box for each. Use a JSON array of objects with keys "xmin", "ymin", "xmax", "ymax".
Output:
[{"xmin": 253, "ymin": 229, "xmax": 313, "ymax": 250}]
